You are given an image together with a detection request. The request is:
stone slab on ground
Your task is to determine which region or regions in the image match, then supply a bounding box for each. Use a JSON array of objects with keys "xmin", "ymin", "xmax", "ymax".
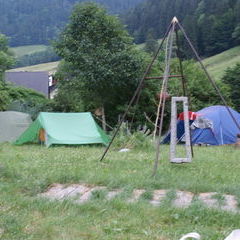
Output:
[
  {"xmin": 40, "ymin": 184, "xmax": 90, "ymax": 200},
  {"xmin": 106, "ymin": 189, "xmax": 123, "ymax": 200},
  {"xmin": 127, "ymin": 189, "xmax": 146, "ymax": 203},
  {"xmin": 221, "ymin": 195, "xmax": 238, "ymax": 213},
  {"xmin": 173, "ymin": 191, "xmax": 194, "ymax": 208},
  {"xmin": 75, "ymin": 186, "xmax": 106, "ymax": 204},
  {"xmin": 150, "ymin": 190, "xmax": 167, "ymax": 206},
  {"xmin": 39, "ymin": 183, "xmax": 240, "ymax": 214},
  {"xmin": 198, "ymin": 192, "xmax": 218, "ymax": 208}
]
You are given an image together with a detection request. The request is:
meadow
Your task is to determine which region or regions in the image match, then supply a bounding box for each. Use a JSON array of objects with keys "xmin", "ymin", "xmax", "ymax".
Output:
[
  {"xmin": 11, "ymin": 45, "xmax": 48, "ymax": 58},
  {"xmin": 9, "ymin": 44, "xmax": 240, "ymax": 83},
  {"xmin": 202, "ymin": 46, "xmax": 240, "ymax": 81},
  {"xmin": 0, "ymin": 142, "xmax": 240, "ymax": 240},
  {"xmin": 8, "ymin": 61, "xmax": 59, "ymax": 75}
]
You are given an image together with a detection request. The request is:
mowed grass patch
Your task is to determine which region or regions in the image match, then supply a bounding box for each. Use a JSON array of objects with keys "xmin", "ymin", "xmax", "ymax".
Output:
[
  {"xmin": 11, "ymin": 45, "xmax": 48, "ymax": 58},
  {"xmin": 0, "ymin": 143, "xmax": 240, "ymax": 240},
  {"xmin": 0, "ymin": 143, "xmax": 239, "ymax": 195}
]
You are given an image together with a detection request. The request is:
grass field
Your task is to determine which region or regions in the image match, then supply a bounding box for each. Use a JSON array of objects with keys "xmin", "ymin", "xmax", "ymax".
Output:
[
  {"xmin": 136, "ymin": 42, "xmax": 240, "ymax": 81},
  {"xmin": 9, "ymin": 61, "xmax": 59, "ymax": 74},
  {"xmin": 8, "ymin": 44, "xmax": 240, "ymax": 80},
  {"xmin": 0, "ymin": 142, "xmax": 240, "ymax": 240},
  {"xmin": 202, "ymin": 46, "xmax": 240, "ymax": 81},
  {"xmin": 11, "ymin": 45, "xmax": 48, "ymax": 58}
]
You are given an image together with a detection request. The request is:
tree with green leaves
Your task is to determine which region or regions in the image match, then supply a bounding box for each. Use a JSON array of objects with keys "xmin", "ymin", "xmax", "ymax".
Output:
[
  {"xmin": 0, "ymin": 33, "xmax": 49, "ymax": 114},
  {"xmin": 54, "ymin": 2, "xmax": 145, "ymax": 127},
  {"xmin": 232, "ymin": 24, "xmax": 240, "ymax": 44},
  {"xmin": 0, "ymin": 0, "xmax": 144, "ymax": 46},
  {"xmin": 0, "ymin": 33, "xmax": 14, "ymax": 110},
  {"xmin": 144, "ymin": 30, "xmax": 158, "ymax": 55},
  {"xmin": 168, "ymin": 60, "xmax": 230, "ymax": 111},
  {"xmin": 0, "ymin": 34, "xmax": 14, "ymax": 81},
  {"xmin": 222, "ymin": 63, "xmax": 240, "ymax": 110}
]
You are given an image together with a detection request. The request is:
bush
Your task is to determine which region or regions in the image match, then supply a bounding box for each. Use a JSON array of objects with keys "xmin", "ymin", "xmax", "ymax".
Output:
[
  {"xmin": 222, "ymin": 63, "xmax": 240, "ymax": 110},
  {"xmin": 112, "ymin": 123, "xmax": 154, "ymax": 150},
  {"xmin": 0, "ymin": 81, "xmax": 51, "ymax": 119}
]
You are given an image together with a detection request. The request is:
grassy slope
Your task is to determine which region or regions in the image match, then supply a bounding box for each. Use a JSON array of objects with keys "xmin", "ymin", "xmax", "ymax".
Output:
[
  {"xmin": 9, "ymin": 45, "xmax": 240, "ymax": 78},
  {"xmin": 8, "ymin": 61, "xmax": 59, "ymax": 74},
  {"xmin": 202, "ymin": 46, "xmax": 240, "ymax": 81},
  {"xmin": 11, "ymin": 45, "xmax": 48, "ymax": 58},
  {"xmin": 136, "ymin": 42, "xmax": 240, "ymax": 81},
  {"xmin": 0, "ymin": 143, "xmax": 240, "ymax": 239}
]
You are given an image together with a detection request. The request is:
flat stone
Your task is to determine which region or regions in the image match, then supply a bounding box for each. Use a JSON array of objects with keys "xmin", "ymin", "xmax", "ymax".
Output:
[
  {"xmin": 173, "ymin": 191, "xmax": 194, "ymax": 208},
  {"xmin": 39, "ymin": 183, "xmax": 66, "ymax": 200},
  {"xmin": 39, "ymin": 183, "xmax": 239, "ymax": 213},
  {"xmin": 198, "ymin": 192, "xmax": 218, "ymax": 208},
  {"xmin": 106, "ymin": 189, "xmax": 123, "ymax": 200},
  {"xmin": 40, "ymin": 184, "xmax": 91, "ymax": 200},
  {"xmin": 127, "ymin": 189, "xmax": 146, "ymax": 203},
  {"xmin": 75, "ymin": 186, "xmax": 106, "ymax": 204},
  {"xmin": 150, "ymin": 190, "xmax": 167, "ymax": 206},
  {"xmin": 221, "ymin": 194, "xmax": 238, "ymax": 213},
  {"xmin": 67, "ymin": 185, "xmax": 92, "ymax": 198}
]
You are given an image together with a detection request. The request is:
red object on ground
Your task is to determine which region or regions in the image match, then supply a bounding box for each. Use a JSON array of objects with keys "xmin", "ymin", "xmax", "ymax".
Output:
[{"xmin": 178, "ymin": 111, "xmax": 198, "ymax": 120}]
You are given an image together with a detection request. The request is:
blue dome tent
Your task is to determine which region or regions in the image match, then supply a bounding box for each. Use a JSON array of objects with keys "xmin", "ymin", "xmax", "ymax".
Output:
[{"xmin": 163, "ymin": 105, "xmax": 240, "ymax": 145}]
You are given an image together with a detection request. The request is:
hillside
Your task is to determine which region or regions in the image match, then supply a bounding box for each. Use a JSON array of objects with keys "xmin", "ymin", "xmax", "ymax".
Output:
[
  {"xmin": 8, "ymin": 61, "xmax": 59, "ymax": 75},
  {"xmin": 11, "ymin": 45, "xmax": 48, "ymax": 58},
  {"xmin": 1, "ymin": 0, "xmax": 239, "ymax": 58},
  {"xmin": 9, "ymin": 45, "xmax": 240, "ymax": 80},
  {"xmin": 202, "ymin": 46, "xmax": 240, "ymax": 81},
  {"xmin": 10, "ymin": 44, "xmax": 60, "ymax": 68},
  {"xmin": 0, "ymin": 0, "xmax": 144, "ymax": 47},
  {"xmin": 124, "ymin": 0, "xmax": 240, "ymax": 57}
]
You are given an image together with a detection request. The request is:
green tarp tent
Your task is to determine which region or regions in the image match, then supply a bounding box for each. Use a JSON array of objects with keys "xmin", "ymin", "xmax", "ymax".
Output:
[
  {"xmin": 0, "ymin": 111, "xmax": 32, "ymax": 143},
  {"xmin": 14, "ymin": 112, "xmax": 109, "ymax": 147}
]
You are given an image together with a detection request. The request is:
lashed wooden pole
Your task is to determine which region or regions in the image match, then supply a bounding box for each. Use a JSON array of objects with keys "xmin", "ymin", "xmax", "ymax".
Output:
[{"xmin": 152, "ymin": 18, "xmax": 176, "ymax": 176}]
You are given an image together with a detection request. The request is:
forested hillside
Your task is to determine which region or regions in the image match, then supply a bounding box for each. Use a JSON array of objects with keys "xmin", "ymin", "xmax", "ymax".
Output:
[
  {"xmin": 0, "ymin": 0, "xmax": 144, "ymax": 46},
  {"xmin": 125, "ymin": 0, "xmax": 240, "ymax": 56}
]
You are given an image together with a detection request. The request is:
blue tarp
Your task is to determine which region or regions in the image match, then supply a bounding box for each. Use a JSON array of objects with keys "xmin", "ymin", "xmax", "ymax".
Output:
[{"xmin": 163, "ymin": 105, "xmax": 240, "ymax": 145}]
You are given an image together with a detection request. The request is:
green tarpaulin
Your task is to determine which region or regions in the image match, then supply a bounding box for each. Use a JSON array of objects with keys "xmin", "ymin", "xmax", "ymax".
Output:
[{"xmin": 14, "ymin": 112, "xmax": 109, "ymax": 147}]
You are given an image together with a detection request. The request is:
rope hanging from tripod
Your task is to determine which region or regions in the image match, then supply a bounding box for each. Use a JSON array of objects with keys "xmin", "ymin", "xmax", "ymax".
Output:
[{"xmin": 153, "ymin": 24, "xmax": 175, "ymax": 139}]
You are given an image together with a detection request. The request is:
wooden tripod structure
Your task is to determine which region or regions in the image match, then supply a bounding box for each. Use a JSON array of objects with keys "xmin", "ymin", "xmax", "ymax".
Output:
[{"xmin": 100, "ymin": 17, "xmax": 240, "ymax": 176}]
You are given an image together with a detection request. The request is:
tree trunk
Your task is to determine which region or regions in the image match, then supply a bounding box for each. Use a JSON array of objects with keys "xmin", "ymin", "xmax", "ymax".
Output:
[{"xmin": 102, "ymin": 105, "xmax": 107, "ymax": 131}]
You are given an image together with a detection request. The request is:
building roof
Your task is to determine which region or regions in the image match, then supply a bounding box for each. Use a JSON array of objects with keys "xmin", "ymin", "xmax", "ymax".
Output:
[{"xmin": 5, "ymin": 71, "xmax": 49, "ymax": 96}]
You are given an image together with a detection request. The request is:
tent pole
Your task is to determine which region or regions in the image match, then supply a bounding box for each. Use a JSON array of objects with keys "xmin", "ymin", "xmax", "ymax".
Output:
[
  {"xmin": 177, "ymin": 21, "xmax": 240, "ymax": 131},
  {"xmin": 99, "ymin": 22, "xmax": 173, "ymax": 162}
]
